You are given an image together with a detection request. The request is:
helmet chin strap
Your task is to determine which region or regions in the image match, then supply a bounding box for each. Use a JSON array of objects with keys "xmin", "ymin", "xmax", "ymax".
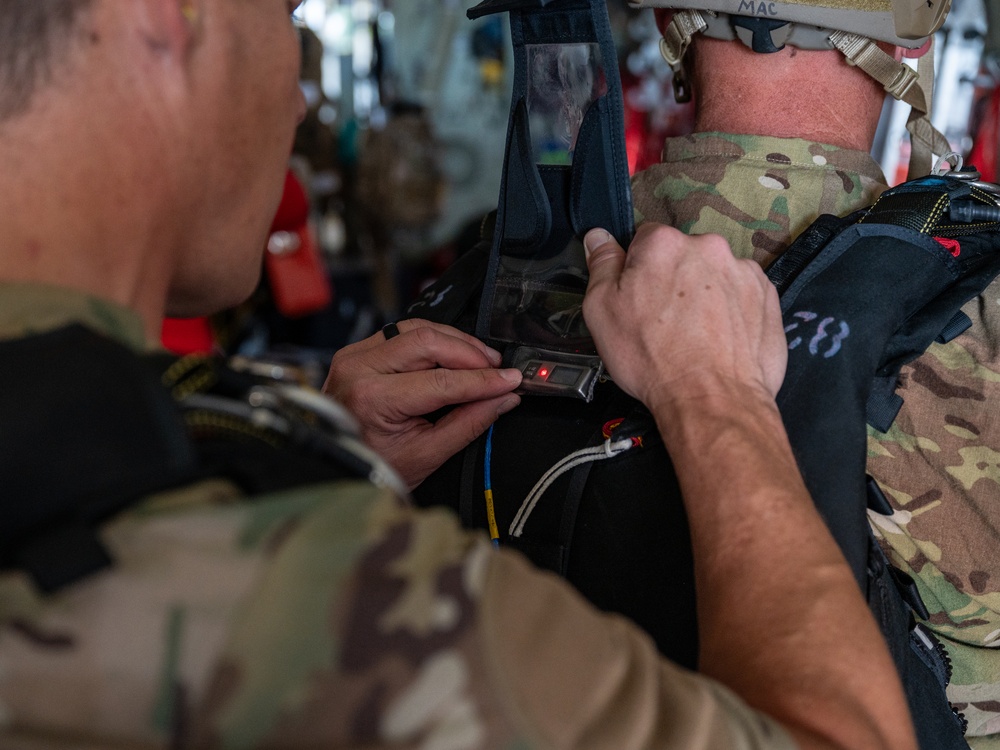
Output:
[
  {"xmin": 660, "ymin": 9, "xmax": 950, "ymax": 178},
  {"xmin": 828, "ymin": 31, "xmax": 950, "ymax": 179},
  {"xmin": 658, "ymin": 10, "xmax": 708, "ymax": 103}
]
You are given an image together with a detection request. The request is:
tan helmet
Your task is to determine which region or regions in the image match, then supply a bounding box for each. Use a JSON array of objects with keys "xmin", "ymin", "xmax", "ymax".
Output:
[
  {"xmin": 628, "ymin": 0, "xmax": 953, "ymax": 178},
  {"xmin": 628, "ymin": 0, "xmax": 951, "ymax": 49}
]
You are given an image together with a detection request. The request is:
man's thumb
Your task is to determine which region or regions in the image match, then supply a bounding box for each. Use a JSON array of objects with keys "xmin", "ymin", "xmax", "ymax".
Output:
[{"xmin": 584, "ymin": 228, "xmax": 624, "ymax": 288}]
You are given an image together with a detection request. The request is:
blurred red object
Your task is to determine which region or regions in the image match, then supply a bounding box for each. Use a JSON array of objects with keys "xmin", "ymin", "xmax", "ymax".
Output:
[
  {"xmin": 264, "ymin": 169, "xmax": 333, "ymax": 318},
  {"xmin": 968, "ymin": 85, "xmax": 1000, "ymax": 183},
  {"xmin": 161, "ymin": 316, "xmax": 215, "ymax": 355}
]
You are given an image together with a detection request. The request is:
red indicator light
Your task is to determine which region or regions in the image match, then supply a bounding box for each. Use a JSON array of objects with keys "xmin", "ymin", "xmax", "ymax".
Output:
[{"xmin": 538, "ymin": 367, "xmax": 550, "ymax": 380}]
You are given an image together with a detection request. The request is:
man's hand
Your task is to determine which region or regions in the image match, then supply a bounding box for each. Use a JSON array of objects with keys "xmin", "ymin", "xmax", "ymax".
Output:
[
  {"xmin": 323, "ymin": 319, "xmax": 522, "ymax": 490},
  {"xmin": 583, "ymin": 224, "xmax": 917, "ymax": 750},
  {"xmin": 582, "ymin": 224, "xmax": 786, "ymax": 413}
]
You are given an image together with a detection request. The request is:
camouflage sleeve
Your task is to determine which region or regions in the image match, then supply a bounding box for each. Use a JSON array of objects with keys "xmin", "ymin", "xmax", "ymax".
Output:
[{"xmin": 191, "ymin": 492, "xmax": 798, "ymax": 750}]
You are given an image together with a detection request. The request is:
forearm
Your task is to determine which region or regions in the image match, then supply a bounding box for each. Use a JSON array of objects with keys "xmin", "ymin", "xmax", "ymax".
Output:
[{"xmin": 652, "ymin": 383, "xmax": 916, "ymax": 750}]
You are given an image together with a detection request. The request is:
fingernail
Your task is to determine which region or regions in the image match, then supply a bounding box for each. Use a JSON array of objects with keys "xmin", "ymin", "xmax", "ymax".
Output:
[
  {"xmin": 584, "ymin": 229, "xmax": 611, "ymax": 258},
  {"xmin": 500, "ymin": 368, "xmax": 522, "ymax": 384},
  {"xmin": 485, "ymin": 346, "xmax": 503, "ymax": 366},
  {"xmin": 498, "ymin": 395, "xmax": 520, "ymax": 416}
]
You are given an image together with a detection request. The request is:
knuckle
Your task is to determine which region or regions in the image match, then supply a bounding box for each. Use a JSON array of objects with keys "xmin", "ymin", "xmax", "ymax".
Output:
[
  {"xmin": 430, "ymin": 366, "xmax": 455, "ymax": 393},
  {"xmin": 326, "ymin": 351, "xmax": 347, "ymax": 377},
  {"xmin": 411, "ymin": 325, "xmax": 438, "ymax": 349},
  {"xmin": 582, "ymin": 292, "xmax": 603, "ymax": 322},
  {"xmin": 466, "ymin": 416, "xmax": 489, "ymax": 444},
  {"xmin": 697, "ymin": 233, "xmax": 731, "ymax": 259},
  {"xmin": 644, "ymin": 223, "xmax": 679, "ymax": 249},
  {"xmin": 323, "ymin": 362, "xmax": 349, "ymax": 397},
  {"xmin": 638, "ymin": 221, "xmax": 670, "ymax": 240},
  {"xmin": 587, "ymin": 244, "xmax": 618, "ymax": 269}
]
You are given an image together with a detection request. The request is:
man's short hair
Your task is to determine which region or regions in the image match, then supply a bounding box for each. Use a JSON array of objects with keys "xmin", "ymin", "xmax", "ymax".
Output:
[{"xmin": 0, "ymin": 0, "xmax": 93, "ymax": 121}]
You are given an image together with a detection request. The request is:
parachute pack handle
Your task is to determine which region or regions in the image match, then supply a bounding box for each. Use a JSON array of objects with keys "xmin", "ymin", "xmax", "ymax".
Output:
[{"xmin": 469, "ymin": 0, "xmax": 632, "ymax": 248}]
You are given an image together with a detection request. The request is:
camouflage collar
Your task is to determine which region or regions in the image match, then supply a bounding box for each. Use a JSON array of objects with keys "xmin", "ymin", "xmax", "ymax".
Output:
[
  {"xmin": 662, "ymin": 132, "xmax": 887, "ymax": 185},
  {"xmin": 0, "ymin": 283, "xmax": 148, "ymax": 351}
]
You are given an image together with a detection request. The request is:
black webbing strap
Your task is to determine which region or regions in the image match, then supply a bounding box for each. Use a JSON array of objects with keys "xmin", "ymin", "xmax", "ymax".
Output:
[
  {"xmin": 768, "ymin": 173, "xmax": 1000, "ymax": 589},
  {"xmin": 468, "ymin": 0, "xmax": 633, "ymax": 351},
  {"xmin": 0, "ymin": 325, "xmax": 198, "ymax": 591},
  {"xmin": 1, "ymin": 325, "xmax": 384, "ymax": 593}
]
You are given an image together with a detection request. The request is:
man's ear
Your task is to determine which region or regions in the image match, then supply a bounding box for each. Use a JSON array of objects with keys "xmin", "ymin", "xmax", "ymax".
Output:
[
  {"xmin": 898, "ymin": 38, "xmax": 933, "ymax": 60},
  {"xmin": 131, "ymin": 0, "xmax": 201, "ymax": 61}
]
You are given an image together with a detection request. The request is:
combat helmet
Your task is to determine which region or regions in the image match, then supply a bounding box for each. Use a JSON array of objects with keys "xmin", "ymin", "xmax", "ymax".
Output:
[{"xmin": 629, "ymin": 0, "xmax": 953, "ymax": 177}]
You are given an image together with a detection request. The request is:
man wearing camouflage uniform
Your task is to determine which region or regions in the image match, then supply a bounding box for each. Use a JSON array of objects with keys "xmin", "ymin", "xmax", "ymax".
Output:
[
  {"xmin": 630, "ymin": 2, "xmax": 1000, "ymax": 748},
  {"xmin": 340, "ymin": 0, "xmax": 989, "ymax": 747},
  {"xmin": 0, "ymin": 1, "xmax": 918, "ymax": 748}
]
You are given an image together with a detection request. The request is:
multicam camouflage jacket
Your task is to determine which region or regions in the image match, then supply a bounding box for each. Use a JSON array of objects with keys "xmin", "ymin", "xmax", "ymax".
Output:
[
  {"xmin": 631, "ymin": 132, "xmax": 888, "ymax": 267},
  {"xmin": 0, "ymin": 283, "xmax": 795, "ymax": 749},
  {"xmin": 637, "ymin": 132, "xmax": 1000, "ymax": 749},
  {"xmin": 867, "ymin": 269, "xmax": 1000, "ymax": 745}
]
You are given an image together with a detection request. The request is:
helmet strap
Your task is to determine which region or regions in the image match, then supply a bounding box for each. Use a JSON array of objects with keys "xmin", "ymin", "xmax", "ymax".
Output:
[
  {"xmin": 829, "ymin": 31, "xmax": 949, "ymax": 178},
  {"xmin": 659, "ymin": 10, "xmax": 708, "ymax": 103}
]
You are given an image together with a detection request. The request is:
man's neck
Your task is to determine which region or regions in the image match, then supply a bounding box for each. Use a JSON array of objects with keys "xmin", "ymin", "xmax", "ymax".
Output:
[
  {"xmin": 0, "ymin": 109, "xmax": 174, "ymax": 342},
  {"xmin": 690, "ymin": 39, "xmax": 886, "ymax": 153}
]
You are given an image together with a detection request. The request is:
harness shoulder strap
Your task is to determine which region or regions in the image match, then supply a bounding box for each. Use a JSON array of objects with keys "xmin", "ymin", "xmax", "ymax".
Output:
[
  {"xmin": 0, "ymin": 325, "xmax": 197, "ymax": 591},
  {"xmin": 768, "ymin": 172, "xmax": 1000, "ymax": 588},
  {"xmin": 1, "ymin": 325, "xmax": 398, "ymax": 593}
]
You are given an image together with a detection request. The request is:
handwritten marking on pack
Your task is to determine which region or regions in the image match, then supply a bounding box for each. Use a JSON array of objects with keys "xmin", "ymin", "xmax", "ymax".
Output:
[
  {"xmin": 430, "ymin": 285, "xmax": 453, "ymax": 308},
  {"xmin": 785, "ymin": 311, "xmax": 850, "ymax": 358},
  {"xmin": 785, "ymin": 311, "xmax": 817, "ymax": 350},
  {"xmin": 407, "ymin": 283, "xmax": 454, "ymax": 313}
]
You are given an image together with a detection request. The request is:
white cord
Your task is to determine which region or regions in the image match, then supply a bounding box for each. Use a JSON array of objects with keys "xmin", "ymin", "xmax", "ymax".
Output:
[
  {"xmin": 509, "ymin": 437, "xmax": 636, "ymax": 538},
  {"xmin": 932, "ymin": 151, "xmax": 964, "ymax": 176}
]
